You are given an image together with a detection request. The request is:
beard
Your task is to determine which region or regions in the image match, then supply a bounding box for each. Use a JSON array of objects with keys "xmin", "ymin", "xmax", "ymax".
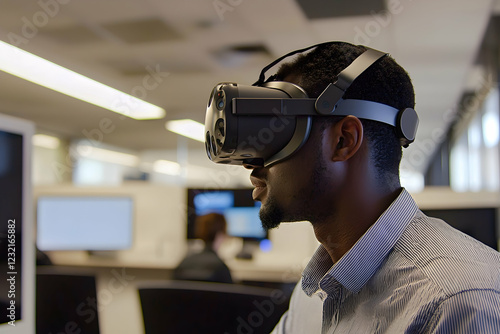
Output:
[
  {"xmin": 259, "ymin": 146, "xmax": 329, "ymax": 231},
  {"xmin": 259, "ymin": 195, "xmax": 285, "ymax": 230}
]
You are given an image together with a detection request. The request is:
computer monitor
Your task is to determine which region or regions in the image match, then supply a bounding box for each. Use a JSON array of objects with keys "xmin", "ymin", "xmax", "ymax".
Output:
[
  {"xmin": 186, "ymin": 189, "xmax": 267, "ymax": 241},
  {"xmin": 0, "ymin": 114, "xmax": 35, "ymax": 333},
  {"xmin": 36, "ymin": 195, "xmax": 134, "ymax": 251}
]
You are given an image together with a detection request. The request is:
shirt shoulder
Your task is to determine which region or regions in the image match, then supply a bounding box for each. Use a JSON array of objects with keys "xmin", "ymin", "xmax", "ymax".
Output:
[
  {"xmin": 363, "ymin": 210, "xmax": 500, "ymax": 333},
  {"xmin": 427, "ymin": 289, "xmax": 500, "ymax": 333},
  {"xmin": 395, "ymin": 210, "xmax": 500, "ymax": 297}
]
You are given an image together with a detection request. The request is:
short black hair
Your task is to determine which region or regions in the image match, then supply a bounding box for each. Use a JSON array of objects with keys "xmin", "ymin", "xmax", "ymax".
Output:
[{"xmin": 275, "ymin": 42, "xmax": 415, "ymax": 181}]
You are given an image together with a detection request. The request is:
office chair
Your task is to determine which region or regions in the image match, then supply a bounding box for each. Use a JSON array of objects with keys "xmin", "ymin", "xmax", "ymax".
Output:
[
  {"xmin": 138, "ymin": 280, "xmax": 290, "ymax": 334},
  {"xmin": 36, "ymin": 267, "xmax": 100, "ymax": 334}
]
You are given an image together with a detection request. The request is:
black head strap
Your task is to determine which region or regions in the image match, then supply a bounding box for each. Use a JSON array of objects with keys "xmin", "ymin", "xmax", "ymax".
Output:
[{"xmin": 315, "ymin": 48, "xmax": 387, "ymax": 114}]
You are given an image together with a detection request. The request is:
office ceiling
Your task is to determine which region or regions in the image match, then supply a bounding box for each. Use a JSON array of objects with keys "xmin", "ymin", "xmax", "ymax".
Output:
[{"xmin": 0, "ymin": 0, "xmax": 498, "ymax": 174}]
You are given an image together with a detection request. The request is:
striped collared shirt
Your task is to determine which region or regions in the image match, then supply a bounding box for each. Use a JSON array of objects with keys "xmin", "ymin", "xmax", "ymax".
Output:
[{"xmin": 272, "ymin": 189, "xmax": 500, "ymax": 333}]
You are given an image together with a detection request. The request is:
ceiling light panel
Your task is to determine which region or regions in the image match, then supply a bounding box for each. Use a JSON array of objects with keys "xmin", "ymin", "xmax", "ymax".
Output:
[
  {"xmin": 0, "ymin": 40, "xmax": 166, "ymax": 120},
  {"xmin": 165, "ymin": 119, "xmax": 205, "ymax": 142}
]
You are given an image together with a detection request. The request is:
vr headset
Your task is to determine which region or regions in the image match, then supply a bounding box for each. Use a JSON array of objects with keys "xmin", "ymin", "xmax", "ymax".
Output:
[{"xmin": 205, "ymin": 42, "xmax": 419, "ymax": 167}]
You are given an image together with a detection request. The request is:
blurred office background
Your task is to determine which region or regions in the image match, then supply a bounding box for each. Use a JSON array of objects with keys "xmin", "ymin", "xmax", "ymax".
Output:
[{"xmin": 1, "ymin": 0, "xmax": 500, "ymax": 333}]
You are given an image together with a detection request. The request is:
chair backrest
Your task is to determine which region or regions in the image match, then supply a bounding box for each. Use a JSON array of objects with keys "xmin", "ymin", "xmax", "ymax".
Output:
[
  {"xmin": 36, "ymin": 267, "xmax": 100, "ymax": 334},
  {"xmin": 138, "ymin": 280, "xmax": 290, "ymax": 334}
]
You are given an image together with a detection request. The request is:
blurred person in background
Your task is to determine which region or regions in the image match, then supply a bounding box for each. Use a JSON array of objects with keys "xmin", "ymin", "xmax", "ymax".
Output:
[{"xmin": 173, "ymin": 212, "xmax": 232, "ymax": 283}]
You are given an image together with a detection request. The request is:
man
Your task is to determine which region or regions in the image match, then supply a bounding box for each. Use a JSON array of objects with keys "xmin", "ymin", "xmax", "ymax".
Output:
[{"xmin": 207, "ymin": 42, "xmax": 500, "ymax": 333}]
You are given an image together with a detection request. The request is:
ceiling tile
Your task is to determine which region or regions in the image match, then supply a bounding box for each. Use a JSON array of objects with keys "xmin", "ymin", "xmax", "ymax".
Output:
[
  {"xmin": 296, "ymin": 0, "xmax": 385, "ymax": 19},
  {"xmin": 39, "ymin": 24, "xmax": 105, "ymax": 44},
  {"xmin": 102, "ymin": 18, "xmax": 181, "ymax": 44}
]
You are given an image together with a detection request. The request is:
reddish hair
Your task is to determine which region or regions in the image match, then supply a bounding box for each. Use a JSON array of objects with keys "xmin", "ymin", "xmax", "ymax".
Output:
[{"xmin": 194, "ymin": 213, "xmax": 227, "ymax": 244}]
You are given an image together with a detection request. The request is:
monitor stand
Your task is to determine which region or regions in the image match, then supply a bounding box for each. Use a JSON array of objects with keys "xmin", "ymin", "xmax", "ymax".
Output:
[{"xmin": 87, "ymin": 250, "xmax": 118, "ymax": 258}]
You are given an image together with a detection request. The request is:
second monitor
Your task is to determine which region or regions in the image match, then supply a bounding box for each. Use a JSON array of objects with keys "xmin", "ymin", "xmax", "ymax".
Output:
[{"xmin": 186, "ymin": 188, "xmax": 267, "ymax": 242}]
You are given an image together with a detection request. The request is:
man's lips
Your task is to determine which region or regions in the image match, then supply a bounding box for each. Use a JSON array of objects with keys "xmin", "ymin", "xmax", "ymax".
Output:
[{"xmin": 250, "ymin": 175, "xmax": 267, "ymax": 201}]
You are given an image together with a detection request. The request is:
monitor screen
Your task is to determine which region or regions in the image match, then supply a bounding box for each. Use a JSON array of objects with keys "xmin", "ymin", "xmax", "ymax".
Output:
[
  {"xmin": 37, "ymin": 196, "xmax": 134, "ymax": 251},
  {"xmin": 187, "ymin": 189, "xmax": 267, "ymax": 240},
  {"xmin": 0, "ymin": 114, "xmax": 35, "ymax": 332},
  {"xmin": 224, "ymin": 206, "xmax": 264, "ymax": 239}
]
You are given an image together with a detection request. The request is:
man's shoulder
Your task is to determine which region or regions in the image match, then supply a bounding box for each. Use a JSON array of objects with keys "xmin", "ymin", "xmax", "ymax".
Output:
[{"xmin": 393, "ymin": 211, "xmax": 500, "ymax": 296}]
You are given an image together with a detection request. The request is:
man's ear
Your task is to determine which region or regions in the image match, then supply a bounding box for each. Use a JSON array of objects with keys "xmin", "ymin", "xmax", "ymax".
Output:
[{"xmin": 329, "ymin": 116, "xmax": 364, "ymax": 162}]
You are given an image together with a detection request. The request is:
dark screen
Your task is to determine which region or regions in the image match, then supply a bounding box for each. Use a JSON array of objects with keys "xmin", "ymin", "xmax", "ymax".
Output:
[{"xmin": 0, "ymin": 131, "xmax": 23, "ymax": 323}]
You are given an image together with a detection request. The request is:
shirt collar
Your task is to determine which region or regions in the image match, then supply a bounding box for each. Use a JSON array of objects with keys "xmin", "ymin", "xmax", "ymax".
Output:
[{"xmin": 302, "ymin": 188, "xmax": 418, "ymax": 296}]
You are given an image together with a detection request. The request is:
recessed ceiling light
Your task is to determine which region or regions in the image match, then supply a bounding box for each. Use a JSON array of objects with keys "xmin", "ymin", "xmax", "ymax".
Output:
[
  {"xmin": 165, "ymin": 119, "xmax": 205, "ymax": 142},
  {"xmin": 33, "ymin": 134, "xmax": 61, "ymax": 149},
  {"xmin": 0, "ymin": 40, "xmax": 165, "ymax": 120},
  {"xmin": 75, "ymin": 144, "xmax": 139, "ymax": 167},
  {"xmin": 153, "ymin": 160, "xmax": 181, "ymax": 175}
]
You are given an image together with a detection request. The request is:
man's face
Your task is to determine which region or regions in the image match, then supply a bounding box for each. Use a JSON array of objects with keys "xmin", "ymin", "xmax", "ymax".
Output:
[{"xmin": 249, "ymin": 122, "xmax": 334, "ymax": 230}]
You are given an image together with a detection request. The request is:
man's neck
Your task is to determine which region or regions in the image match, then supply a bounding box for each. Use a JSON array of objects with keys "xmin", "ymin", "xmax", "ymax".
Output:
[{"xmin": 313, "ymin": 186, "xmax": 402, "ymax": 263}]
